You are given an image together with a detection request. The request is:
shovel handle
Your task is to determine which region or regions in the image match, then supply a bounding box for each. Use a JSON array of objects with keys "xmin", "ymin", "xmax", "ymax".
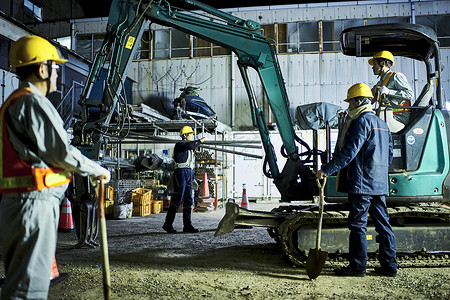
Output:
[
  {"xmin": 95, "ymin": 179, "xmax": 111, "ymax": 300},
  {"xmin": 315, "ymin": 177, "xmax": 327, "ymax": 249},
  {"xmin": 316, "ymin": 177, "xmax": 327, "ymax": 193}
]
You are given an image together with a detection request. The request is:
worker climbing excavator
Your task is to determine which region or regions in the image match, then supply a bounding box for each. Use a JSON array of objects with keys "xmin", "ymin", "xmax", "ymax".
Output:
[{"xmin": 71, "ymin": 0, "xmax": 450, "ymax": 268}]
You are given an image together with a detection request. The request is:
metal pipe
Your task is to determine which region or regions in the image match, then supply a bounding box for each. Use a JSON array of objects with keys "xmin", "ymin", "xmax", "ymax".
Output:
[
  {"xmin": 124, "ymin": 133, "xmax": 262, "ymax": 144},
  {"xmin": 200, "ymin": 145, "xmax": 262, "ymax": 159},
  {"xmin": 231, "ymin": 52, "xmax": 236, "ymax": 128},
  {"xmin": 108, "ymin": 139, "xmax": 262, "ymax": 149}
]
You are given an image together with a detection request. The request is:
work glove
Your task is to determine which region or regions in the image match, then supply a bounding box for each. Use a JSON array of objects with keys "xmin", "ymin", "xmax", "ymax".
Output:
[
  {"xmin": 377, "ymin": 86, "xmax": 390, "ymax": 96},
  {"xmin": 316, "ymin": 170, "xmax": 326, "ymax": 180},
  {"xmin": 89, "ymin": 168, "xmax": 111, "ymax": 186}
]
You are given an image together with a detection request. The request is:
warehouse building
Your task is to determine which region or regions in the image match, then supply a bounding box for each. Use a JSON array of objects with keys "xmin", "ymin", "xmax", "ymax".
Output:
[{"xmin": 1, "ymin": 1, "xmax": 450, "ymax": 299}]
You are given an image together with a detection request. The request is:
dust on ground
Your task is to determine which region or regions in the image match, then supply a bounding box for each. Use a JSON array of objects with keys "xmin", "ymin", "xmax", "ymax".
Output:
[{"xmin": 2, "ymin": 202, "xmax": 450, "ymax": 299}]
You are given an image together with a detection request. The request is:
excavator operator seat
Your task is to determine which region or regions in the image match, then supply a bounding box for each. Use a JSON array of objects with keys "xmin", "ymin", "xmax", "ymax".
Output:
[
  {"xmin": 378, "ymin": 80, "xmax": 435, "ymax": 133},
  {"xmin": 413, "ymin": 79, "xmax": 434, "ymax": 107}
]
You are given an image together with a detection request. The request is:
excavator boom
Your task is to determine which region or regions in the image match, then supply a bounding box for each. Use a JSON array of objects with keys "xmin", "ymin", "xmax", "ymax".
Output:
[{"xmin": 75, "ymin": 0, "xmax": 311, "ymax": 201}]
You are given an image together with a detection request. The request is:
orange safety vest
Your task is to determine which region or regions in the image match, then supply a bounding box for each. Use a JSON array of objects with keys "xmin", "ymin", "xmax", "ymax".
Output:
[
  {"xmin": 0, "ymin": 88, "xmax": 73, "ymax": 194},
  {"xmin": 375, "ymin": 72, "xmax": 411, "ymax": 114}
]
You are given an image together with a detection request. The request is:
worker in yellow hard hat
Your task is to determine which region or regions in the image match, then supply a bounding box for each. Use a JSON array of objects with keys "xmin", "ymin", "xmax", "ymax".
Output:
[
  {"xmin": 369, "ymin": 50, "xmax": 414, "ymax": 126},
  {"xmin": 0, "ymin": 35, "xmax": 110, "ymax": 299},
  {"xmin": 163, "ymin": 126, "xmax": 205, "ymax": 234},
  {"xmin": 317, "ymin": 83, "xmax": 397, "ymax": 277}
]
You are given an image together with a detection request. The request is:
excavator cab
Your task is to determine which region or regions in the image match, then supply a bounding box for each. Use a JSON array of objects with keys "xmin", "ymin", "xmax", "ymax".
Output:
[
  {"xmin": 340, "ymin": 23, "xmax": 444, "ymax": 109},
  {"xmin": 324, "ymin": 23, "xmax": 450, "ymax": 204}
]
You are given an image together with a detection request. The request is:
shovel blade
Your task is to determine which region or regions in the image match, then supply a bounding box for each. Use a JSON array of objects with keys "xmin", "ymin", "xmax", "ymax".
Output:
[{"xmin": 305, "ymin": 248, "xmax": 328, "ymax": 279}]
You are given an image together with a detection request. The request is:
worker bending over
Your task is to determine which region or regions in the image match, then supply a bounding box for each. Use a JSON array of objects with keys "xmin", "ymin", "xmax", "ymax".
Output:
[
  {"xmin": 163, "ymin": 126, "xmax": 205, "ymax": 234},
  {"xmin": 317, "ymin": 83, "xmax": 397, "ymax": 277},
  {"xmin": 0, "ymin": 35, "xmax": 110, "ymax": 299}
]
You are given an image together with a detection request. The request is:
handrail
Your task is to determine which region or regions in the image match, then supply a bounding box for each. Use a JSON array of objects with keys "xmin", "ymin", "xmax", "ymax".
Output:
[{"xmin": 57, "ymin": 81, "xmax": 85, "ymax": 129}]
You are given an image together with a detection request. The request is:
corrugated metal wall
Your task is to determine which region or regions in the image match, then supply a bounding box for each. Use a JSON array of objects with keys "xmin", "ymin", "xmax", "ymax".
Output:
[{"xmin": 129, "ymin": 49, "xmax": 450, "ymax": 128}]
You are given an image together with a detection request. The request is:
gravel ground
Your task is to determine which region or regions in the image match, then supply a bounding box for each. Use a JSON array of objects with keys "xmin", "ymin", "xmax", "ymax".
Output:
[{"xmin": 2, "ymin": 201, "xmax": 450, "ymax": 299}]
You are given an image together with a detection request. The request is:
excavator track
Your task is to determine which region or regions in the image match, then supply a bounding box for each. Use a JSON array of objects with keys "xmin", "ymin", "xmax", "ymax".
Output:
[{"xmin": 275, "ymin": 202, "xmax": 450, "ymax": 268}]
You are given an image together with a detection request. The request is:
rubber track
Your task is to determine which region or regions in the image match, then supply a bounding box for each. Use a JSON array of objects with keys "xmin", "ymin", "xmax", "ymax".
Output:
[{"xmin": 276, "ymin": 202, "xmax": 450, "ymax": 268}]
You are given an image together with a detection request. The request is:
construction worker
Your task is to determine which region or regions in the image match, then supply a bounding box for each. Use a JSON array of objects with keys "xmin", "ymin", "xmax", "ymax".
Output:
[
  {"xmin": 163, "ymin": 126, "xmax": 205, "ymax": 233},
  {"xmin": 0, "ymin": 35, "xmax": 110, "ymax": 299},
  {"xmin": 316, "ymin": 83, "xmax": 397, "ymax": 277},
  {"xmin": 369, "ymin": 50, "xmax": 414, "ymax": 130}
]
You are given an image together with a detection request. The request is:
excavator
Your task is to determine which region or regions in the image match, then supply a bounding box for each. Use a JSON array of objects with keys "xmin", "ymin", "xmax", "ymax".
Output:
[{"xmin": 70, "ymin": 0, "xmax": 450, "ymax": 266}]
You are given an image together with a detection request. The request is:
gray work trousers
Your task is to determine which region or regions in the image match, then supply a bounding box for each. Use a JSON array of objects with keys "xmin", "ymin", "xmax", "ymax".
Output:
[{"xmin": 0, "ymin": 185, "xmax": 66, "ymax": 300}]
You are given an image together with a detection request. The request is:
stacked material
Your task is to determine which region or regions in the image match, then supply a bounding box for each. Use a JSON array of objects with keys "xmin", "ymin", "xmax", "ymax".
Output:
[
  {"xmin": 196, "ymin": 197, "xmax": 215, "ymax": 212},
  {"xmin": 130, "ymin": 103, "xmax": 171, "ymax": 122}
]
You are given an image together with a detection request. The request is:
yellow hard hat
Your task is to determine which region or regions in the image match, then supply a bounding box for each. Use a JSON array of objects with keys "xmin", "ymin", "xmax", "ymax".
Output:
[
  {"xmin": 368, "ymin": 50, "xmax": 394, "ymax": 66},
  {"xmin": 180, "ymin": 126, "xmax": 194, "ymax": 136},
  {"xmin": 345, "ymin": 83, "xmax": 373, "ymax": 102},
  {"xmin": 9, "ymin": 35, "xmax": 67, "ymax": 69}
]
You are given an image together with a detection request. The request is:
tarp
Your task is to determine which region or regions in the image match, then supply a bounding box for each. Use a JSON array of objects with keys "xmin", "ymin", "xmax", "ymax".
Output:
[
  {"xmin": 185, "ymin": 95, "xmax": 216, "ymax": 119},
  {"xmin": 295, "ymin": 102, "xmax": 343, "ymax": 130}
]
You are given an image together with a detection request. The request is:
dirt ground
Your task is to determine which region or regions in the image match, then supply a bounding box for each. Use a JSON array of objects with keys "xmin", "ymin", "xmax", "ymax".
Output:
[{"xmin": 2, "ymin": 201, "xmax": 450, "ymax": 299}]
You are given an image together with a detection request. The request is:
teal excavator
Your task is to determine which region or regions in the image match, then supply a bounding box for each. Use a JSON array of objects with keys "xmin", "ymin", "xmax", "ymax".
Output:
[{"xmin": 71, "ymin": 0, "xmax": 450, "ymax": 266}]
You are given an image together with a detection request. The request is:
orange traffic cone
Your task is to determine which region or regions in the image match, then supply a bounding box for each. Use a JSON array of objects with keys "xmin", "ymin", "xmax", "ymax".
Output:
[
  {"xmin": 50, "ymin": 256, "xmax": 69, "ymax": 287},
  {"xmin": 241, "ymin": 184, "xmax": 249, "ymax": 210},
  {"xmin": 199, "ymin": 172, "xmax": 210, "ymax": 198},
  {"xmin": 58, "ymin": 198, "xmax": 74, "ymax": 231},
  {"xmin": 196, "ymin": 172, "xmax": 216, "ymax": 212},
  {"xmin": 50, "ymin": 256, "xmax": 60, "ymax": 280}
]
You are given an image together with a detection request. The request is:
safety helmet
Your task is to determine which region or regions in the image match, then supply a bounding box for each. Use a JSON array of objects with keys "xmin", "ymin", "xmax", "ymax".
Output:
[
  {"xmin": 9, "ymin": 35, "xmax": 67, "ymax": 69},
  {"xmin": 345, "ymin": 83, "xmax": 373, "ymax": 102},
  {"xmin": 368, "ymin": 50, "xmax": 394, "ymax": 66},
  {"xmin": 180, "ymin": 126, "xmax": 194, "ymax": 136}
]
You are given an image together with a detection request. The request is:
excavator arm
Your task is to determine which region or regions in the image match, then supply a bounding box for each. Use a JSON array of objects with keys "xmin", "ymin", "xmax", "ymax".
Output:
[
  {"xmin": 75, "ymin": 0, "xmax": 315, "ymax": 201},
  {"xmin": 74, "ymin": 0, "xmax": 149, "ymax": 159}
]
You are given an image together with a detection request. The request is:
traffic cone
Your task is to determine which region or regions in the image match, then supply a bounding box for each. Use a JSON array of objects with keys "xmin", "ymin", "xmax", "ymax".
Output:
[
  {"xmin": 50, "ymin": 256, "xmax": 69, "ymax": 287},
  {"xmin": 199, "ymin": 172, "xmax": 210, "ymax": 198},
  {"xmin": 50, "ymin": 256, "xmax": 60, "ymax": 280},
  {"xmin": 241, "ymin": 184, "xmax": 249, "ymax": 210},
  {"xmin": 58, "ymin": 198, "xmax": 74, "ymax": 231},
  {"xmin": 196, "ymin": 172, "xmax": 215, "ymax": 212}
]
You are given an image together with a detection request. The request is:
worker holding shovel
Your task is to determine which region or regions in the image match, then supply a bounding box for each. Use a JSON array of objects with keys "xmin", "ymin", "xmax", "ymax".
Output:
[{"xmin": 316, "ymin": 83, "xmax": 397, "ymax": 277}]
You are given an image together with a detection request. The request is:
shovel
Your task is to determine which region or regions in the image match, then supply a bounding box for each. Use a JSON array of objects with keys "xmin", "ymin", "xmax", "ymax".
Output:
[
  {"xmin": 95, "ymin": 179, "xmax": 112, "ymax": 300},
  {"xmin": 305, "ymin": 177, "xmax": 328, "ymax": 279}
]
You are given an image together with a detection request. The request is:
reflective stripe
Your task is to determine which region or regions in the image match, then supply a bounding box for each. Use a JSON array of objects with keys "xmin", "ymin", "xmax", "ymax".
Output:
[
  {"xmin": 391, "ymin": 100, "xmax": 412, "ymax": 113},
  {"xmin": 377, "ymin": 72, "xmax": 411, "ymax": 113},
  {"xmin": 0, "ymin": 88, "xmax": 73, "ymax": 193},
  {"xmin": 175, "ymin": 150, "xmax": 195, "ymax": 169}
]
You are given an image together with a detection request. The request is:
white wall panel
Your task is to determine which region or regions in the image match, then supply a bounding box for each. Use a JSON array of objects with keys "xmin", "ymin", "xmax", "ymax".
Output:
[
  {"xmin": 301, "ymin": 54, "xmax": 320, "ymax": 86},
  {"xmin": 131, "ymin": 49, "xmax": 450, "ymax": 130},
  {"xmin": 286, "ymin": 85, "xmax": 303, "ymax": 108}
]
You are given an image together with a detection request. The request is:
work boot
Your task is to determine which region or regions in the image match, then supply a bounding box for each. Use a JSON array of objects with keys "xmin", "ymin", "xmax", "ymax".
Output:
[
  {"xmin": 373, "ymin": 266, "xmax": 397, "ymax": 277},
  {"xmin": 183, "ymin": 226, "xmax": 199, "ymax": 233},
  {"xmin": 334, "ymin": 266, "xmax": 366, "ymax": 277},
  {"xmin": 162, "ymin": 224, "xmax": 177, "ymax": 234}
]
